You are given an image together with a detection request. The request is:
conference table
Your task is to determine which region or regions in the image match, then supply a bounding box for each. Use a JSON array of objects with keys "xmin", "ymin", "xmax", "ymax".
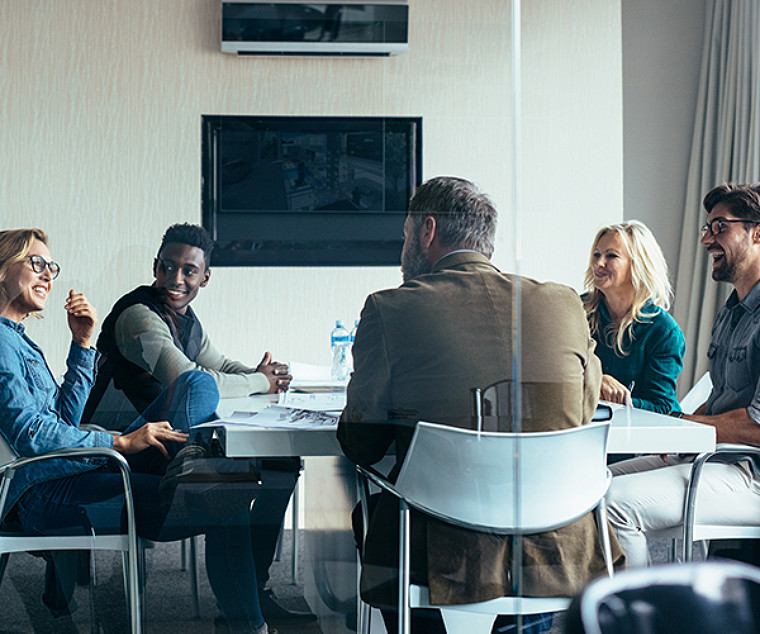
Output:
[
  {"xmin": 212, "ymin": 393, "xmax": 716, "ymax": 633},
  {"xmin": 215, "ymin": 395, "xmax": 717, "ymax": 457}
]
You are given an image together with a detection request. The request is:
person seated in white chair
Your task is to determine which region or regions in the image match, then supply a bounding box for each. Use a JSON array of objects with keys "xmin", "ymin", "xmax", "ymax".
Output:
[
  {"xmin": 338, "ymin": 176, "xmax": 625, "ymax": 634},
  {"xmin": 0, "ymin": 228, "xmax": 270, "ymax": 633},
  {"xmin": 607, "ymin": 183, "xmax": 760, "ymax": 567}
]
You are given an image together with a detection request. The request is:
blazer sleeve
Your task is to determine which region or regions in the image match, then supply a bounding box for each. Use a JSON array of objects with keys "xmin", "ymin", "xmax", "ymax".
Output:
[{"xmin": 337, "ymin": 294, "xmax": 396, "ymax": 467}]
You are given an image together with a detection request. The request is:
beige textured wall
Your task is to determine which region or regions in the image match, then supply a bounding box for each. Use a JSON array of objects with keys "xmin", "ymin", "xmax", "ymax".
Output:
[{"xmin": 0, "ymin": 0, "xmax": 621, "ymax": 376}]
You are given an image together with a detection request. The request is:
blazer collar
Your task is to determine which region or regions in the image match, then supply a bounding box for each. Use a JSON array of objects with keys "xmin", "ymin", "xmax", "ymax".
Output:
[{"xmin": 431, "ymin": 250, "xmax": 496, "ymax": 273}]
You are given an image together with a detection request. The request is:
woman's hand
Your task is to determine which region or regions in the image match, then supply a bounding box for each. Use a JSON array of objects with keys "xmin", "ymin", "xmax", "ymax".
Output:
[
  {"xmin": 112, "ymin": 421, "xmax": 189, "ymax": 458},
  {"xmin": 65, "ymin": 290, "xmax": 97, "ymax": 348},
  {"xmin": 600, "ymin": 374, "xmax": 632, "ymax": 405}
]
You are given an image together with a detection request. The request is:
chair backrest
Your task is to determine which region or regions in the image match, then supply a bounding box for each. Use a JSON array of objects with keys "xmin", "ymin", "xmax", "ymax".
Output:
[
  {"xmin": 679, "ymin": 372, "xmax": 713, "ymax": 415},
  {"xmin": 565, "ymin": 561, "xmax": 760, "ymax": 634},
  {"xmin": 0, "ymin": 434, "xmax": 17, "ymax": 469},
  {"xmin": 394, "ymin": 420, "xmax": 611, "ymax": 534}
]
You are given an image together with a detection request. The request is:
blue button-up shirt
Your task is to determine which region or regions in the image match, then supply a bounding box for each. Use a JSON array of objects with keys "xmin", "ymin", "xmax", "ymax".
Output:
[
  {"xmin": 0, "ymin": 315, "xmax": 114, "ymax": 519},
  {"xmin": 705, "ymin": 280, "xmax": 760, "ymax": 422}
]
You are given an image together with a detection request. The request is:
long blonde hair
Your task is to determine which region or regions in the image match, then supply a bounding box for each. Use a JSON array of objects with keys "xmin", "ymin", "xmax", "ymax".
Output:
[
  {"xmin": 0, "ymin": 228, "xmax": 50, "ymax": 318},
  {"xmin": 583, "ymin": 221, "xmax": 672, "ymax": 356}
]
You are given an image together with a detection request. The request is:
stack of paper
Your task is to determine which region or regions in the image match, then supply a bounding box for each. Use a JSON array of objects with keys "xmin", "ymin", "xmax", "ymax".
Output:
[{"xmin": 214, "ymin": 406, "xmax": 339, "ymax": 430}]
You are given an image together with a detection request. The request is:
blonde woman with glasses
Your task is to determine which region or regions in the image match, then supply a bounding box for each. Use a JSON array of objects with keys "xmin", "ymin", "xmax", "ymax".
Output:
[{"xmin": 583, "ymin": 221, "xmax": 685, "ymax": 414}]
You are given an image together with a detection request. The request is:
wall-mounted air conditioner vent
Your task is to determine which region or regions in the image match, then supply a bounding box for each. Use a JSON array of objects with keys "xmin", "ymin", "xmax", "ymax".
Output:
[{"xmin": 222, "ymin": 1, "xmax": 409, "ymax": 57}]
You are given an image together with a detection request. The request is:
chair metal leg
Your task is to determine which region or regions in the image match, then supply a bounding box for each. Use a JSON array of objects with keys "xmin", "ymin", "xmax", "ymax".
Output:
[
  {"xmin": 399, "ymin": 501, "xmax": 411, "ymax": 634},
  {"xmin": 189, "ymin": 535, "xmax": 200, "ymax": 619},
  {"xmin": 669, "ymin": 538, "xmax": 679, "ymax": 562},
  {"xmin": 88, "ymin": 547, "xmax": 98, "ymax": 634},
  {"xmin": 0, "ymin": 552, "xmax": 9, "ymax": 587},
  {"xmin": 180, "ymin": 538, "xmax": 188, "ymax": 571},
  {"xmin": 596, "ymin": 501, "xmax": 615, "ymax": 577},
  {"xmin": 291, "ymin": 473, "xmax": 300, "ymax": 584}
]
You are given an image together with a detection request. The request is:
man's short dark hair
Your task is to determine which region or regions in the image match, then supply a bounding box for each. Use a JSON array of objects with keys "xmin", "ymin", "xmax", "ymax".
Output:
[
  {"xmin": 703, "ymin": 183, "xmax": 760, "ymax": 222},
  {"xmin": 407, "ymin": 176, "xmax": 498, "ymax": 257},
  {"xmin": 158, "ymin": 223, "xmax": 214, "ymax": 267}
]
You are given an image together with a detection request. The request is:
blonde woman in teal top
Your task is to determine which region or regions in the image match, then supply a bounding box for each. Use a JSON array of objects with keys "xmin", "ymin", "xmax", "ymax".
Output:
[{"xmin": 583, "ymin": 221, "xmax": 685, "ymax": 414}]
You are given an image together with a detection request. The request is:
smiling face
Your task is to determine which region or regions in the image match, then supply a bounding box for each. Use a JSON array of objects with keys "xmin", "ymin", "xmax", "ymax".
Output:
[
  {"xmin": 591, "ymin": 231, "xmax": 633, "ymax": 299},
  {"xmin": 153, "ymin": 242, "xmax": 210, "ymax": 315},
  {"xmin": 0, "ymin": 238, "xmax": 54, "ymax": 322},
  {"xmin": 700, "ymin": 202, "xmax": 758, "ymax": 286}
]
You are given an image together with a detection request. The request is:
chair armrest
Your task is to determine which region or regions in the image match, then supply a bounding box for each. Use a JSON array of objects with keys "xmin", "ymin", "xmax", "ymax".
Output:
[
  {"xmin": 681, "ymin": 443, "xmax": 760, "ymax": 558},
  {"xmin": 81, "ymin": 423, "xmax": 119, "ymax": 437},
  {"xmin": 355, "ymin": 464, "xmax": 402, "ymax": 499},
  {"xmin": 0, "ymin": 447, "xmax": 132, "ymax": 521},
  {"xmin": 688, "ymin": 444, "xmax": 760, "ymax": 492}
]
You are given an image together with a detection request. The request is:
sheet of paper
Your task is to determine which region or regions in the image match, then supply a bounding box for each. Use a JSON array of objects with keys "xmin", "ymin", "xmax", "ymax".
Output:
[
  {"xmin": 198, "ymin": 406, "xmax": 339, "ymax": 430},
  {"xmin": 289, "ymin": 361, "xmax": 348, "ymax": 390},
  {"xmin": 289, "ymin": 361, "xmax": 332, "ymax": 382},
  {"xmin": 277, "ymin": 391, "xmax": 346, "ymax": 412}
]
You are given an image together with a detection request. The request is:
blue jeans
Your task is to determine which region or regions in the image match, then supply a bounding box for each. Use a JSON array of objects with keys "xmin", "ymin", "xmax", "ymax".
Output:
[{"xmin": 16, "ymin": 371, "xmax": 265, "ymax": 631}]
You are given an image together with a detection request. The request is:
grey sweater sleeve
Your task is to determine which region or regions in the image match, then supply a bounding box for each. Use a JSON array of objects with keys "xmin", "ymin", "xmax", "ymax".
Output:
[{"xmin": 114, "ymin": 304, "xmax": 270, "ymax": 397}]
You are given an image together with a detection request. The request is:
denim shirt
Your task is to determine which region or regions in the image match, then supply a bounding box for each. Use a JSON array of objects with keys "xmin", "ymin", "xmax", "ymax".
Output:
[
  {"xmin": 705, "ymin": 281, "xmax": 760, "ymax": 423},
  {"xmin": 0, "ymin": 315, "xmax": 114, "ymax": 520}
]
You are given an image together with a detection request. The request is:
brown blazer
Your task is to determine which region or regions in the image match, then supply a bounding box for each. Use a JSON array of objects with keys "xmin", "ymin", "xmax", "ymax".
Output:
[{"xmin": 337, "ymin": 251, "xmax": 623, "ymax": 607}]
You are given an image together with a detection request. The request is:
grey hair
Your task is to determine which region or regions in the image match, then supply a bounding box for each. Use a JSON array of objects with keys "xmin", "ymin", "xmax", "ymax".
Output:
[{"xmin": 407, "ymin": 176, "xmax": 497, "ymax": 257}]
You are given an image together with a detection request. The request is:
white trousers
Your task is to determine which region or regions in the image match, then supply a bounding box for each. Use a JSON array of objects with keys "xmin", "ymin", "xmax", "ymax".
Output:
[{"xmin": 605, "ymin": 455, "xmax": 760, "ymax": 567}]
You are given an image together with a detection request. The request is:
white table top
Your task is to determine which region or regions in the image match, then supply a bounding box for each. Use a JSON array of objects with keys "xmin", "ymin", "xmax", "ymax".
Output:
[
  {"xmin": 605, "ymin": 403, "xmax": 715, "ymax": 454},
  {"xmin": 214, "ymin": 395, "xmax": 716, "ymax": 458}
]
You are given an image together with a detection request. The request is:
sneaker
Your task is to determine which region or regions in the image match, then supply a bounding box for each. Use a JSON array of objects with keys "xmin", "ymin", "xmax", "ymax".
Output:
[
  {"xmin": 214, "ymin": 614, "xmax": 273, "ymax": 634},
  {"xmin": 159, "ymin": 444, "xmax": 262, "ymax": 515},
  {"xmin": 259, "ymin": 587, "xmax": 317, "ymax": 625}
]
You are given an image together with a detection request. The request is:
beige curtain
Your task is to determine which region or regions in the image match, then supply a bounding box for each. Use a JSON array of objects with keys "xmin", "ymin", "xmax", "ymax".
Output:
[{"xmin": 674, "ymin": 0, "xmax": 760, "ymax": 393}]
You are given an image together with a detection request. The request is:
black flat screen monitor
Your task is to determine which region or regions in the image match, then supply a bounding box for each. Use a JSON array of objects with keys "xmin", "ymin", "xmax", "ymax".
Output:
[{"xmin": 202, "ymin": 115, "xmax": 422, "ymax": 266}]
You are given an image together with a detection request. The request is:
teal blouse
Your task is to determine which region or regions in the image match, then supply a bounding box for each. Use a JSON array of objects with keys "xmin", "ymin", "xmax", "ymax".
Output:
[{"xmin": 588, "ymin": 298, "xmax": 685, "ymax": 414}]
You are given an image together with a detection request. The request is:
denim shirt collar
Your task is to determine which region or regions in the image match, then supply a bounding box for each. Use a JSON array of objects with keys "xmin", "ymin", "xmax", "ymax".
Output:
[
  {"xmin": 726, "ymin": 280, "xmax": 760, "ymax": 313},
  {"xmin": 0, "ymin": 315, "xmax": 25, "ymax": 335}
]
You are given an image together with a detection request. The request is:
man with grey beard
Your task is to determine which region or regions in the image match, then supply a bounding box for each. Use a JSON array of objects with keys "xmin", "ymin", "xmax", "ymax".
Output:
[
  {"xmin": 338, "ymin": 176, "xmax": 620, "ymax": 633},
  {"xmin": 607, "ymin": 183, "xmax": 760, "ymax": 567}
]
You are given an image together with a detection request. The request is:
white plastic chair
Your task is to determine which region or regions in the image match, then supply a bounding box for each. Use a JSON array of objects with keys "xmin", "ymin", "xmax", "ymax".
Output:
[
  {"xmin": 0, "ymin": 438, "xmax": 142, "ymax": 633},
  {"xmin": 649, "ymin": 373, "xmax": 760, "ymax": 562},
  {"xmin": 356, "ymin": 420, "xmax": 615, "ymax": 634},
  {"xmin": 679, "ymin": 372, "xmax": 713, "ymax": 415},
  {"xmin": 678, "ymin": 444, "xmax": 760, "ymax": 561}
]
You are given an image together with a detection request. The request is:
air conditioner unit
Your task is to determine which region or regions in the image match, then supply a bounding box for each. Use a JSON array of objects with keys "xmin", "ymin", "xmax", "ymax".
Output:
[{"xmin": 221, "ymin": 1, "xmax": 409, "ymax": 57}]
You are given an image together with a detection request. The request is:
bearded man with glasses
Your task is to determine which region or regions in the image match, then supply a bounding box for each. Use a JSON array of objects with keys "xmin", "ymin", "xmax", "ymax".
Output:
[{"xmin": 606, "ymin": 183, "xmax": 760, "ymax": 567}]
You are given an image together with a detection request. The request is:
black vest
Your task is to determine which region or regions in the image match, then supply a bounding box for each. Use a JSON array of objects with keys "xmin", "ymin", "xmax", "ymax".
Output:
[{"xmin": 83, "ymin": 285, "xmax": 203, "ymax": 419}]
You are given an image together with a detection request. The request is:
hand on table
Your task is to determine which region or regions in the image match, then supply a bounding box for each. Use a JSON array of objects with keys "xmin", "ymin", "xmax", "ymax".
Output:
[
  {"xmin": 65, "ymin": 290, "xmax": 97, "ymax": 348},
  {"xmin": 600, "ymin": 374, "xmax": 632, "ymax": 406},
  {"xmin": 256, "ymin": 351, "xmax": 292, "ymax": 394},
  {"xmin": 113, "ymin": 421, "xmax": 189, "ymax": 458}
]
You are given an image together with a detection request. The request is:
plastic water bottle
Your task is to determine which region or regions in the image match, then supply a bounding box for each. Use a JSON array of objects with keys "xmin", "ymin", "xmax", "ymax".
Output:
[
  {"xmin": 348, "ymin": 319, "xmax": 359, "ymax": 372},
  {"xmin": 330, "ymin": 320, "xmax": 351, "ymax": 381}
]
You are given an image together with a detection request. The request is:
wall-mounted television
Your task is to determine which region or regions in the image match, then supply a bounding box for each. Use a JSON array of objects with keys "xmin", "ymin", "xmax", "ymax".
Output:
[{"xmin": 201, "ymin": 115, "xmax": 422, "ymax": 266}]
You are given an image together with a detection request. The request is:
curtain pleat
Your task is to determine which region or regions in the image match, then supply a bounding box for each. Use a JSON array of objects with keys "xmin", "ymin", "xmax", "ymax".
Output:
[{"xmin": 674, "ymin": 0, "xmax": 760, "ymax": 394}]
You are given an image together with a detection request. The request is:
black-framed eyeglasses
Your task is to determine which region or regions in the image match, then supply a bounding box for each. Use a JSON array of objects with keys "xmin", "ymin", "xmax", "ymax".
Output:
[
  {"xmin": 28, "ymin": 255, "xmax": 60, "ymax": 279},
  {"xmin": 700, "ymin": 217, "xmax": 760, "ymax": 239}
]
